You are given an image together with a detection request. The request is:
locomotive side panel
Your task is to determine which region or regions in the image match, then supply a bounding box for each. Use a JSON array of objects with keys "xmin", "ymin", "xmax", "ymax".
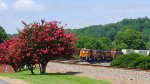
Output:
[{"xmin": 103, "ymin": 51, "xmax": 112, "ymax": 61}]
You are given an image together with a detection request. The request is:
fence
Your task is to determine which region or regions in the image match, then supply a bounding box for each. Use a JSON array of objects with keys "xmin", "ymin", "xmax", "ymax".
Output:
[{"xmin": 0, "ymin": 65, "xmax": 14, "ymax": 73}]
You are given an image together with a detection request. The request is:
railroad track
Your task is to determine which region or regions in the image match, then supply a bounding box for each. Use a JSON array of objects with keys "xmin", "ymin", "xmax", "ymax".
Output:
[{"xmin": 50, "ymin": 60, "xmax": 150, "ymax": 72}]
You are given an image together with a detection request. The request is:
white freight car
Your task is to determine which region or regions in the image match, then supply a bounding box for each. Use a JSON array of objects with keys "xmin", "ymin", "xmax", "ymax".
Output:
[{"xmin": 122, "ymin": 49, "xmax": 150, "ymax": 56}]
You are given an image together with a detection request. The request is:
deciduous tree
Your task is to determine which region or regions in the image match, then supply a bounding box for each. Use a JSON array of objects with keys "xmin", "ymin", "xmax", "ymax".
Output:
[{"xmin": 115, "ymin": 28, "xmax": 145, "ymax": 50}]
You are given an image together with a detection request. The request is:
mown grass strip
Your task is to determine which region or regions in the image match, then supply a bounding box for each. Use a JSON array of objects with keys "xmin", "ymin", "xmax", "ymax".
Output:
[{"xmin": 0, "ymin": 69, "xmax": 111, "ymax": 84}]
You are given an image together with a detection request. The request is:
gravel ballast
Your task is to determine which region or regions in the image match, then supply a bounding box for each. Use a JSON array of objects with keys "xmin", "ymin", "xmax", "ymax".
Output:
[{"xmin": 46, "ymin": 62, "xmax": 150, "ymax": 84}]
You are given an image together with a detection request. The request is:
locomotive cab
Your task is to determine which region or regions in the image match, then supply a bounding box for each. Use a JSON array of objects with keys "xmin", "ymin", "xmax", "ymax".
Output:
[{"xmin": 79, "ymin": 48, "xmax": 93, "ymax": 60}]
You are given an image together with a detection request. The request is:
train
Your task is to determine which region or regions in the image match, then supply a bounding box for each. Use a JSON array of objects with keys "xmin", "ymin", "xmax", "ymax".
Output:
[{"xmin": 79, "ymin": 48, "xmax": 123, "ymax": 61}]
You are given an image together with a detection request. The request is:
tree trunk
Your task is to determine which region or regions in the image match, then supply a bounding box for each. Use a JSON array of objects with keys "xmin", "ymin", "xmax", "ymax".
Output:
[
  {"xmin": 13, "ymin": 68, "xmax": 18, "ymax": 72},
  {"xmin": 11, "ymin": 65, "xmax": 18, "ymax": 72},
  {"xmin": 29, "ymin": 67, "xmax": 35, "ymax": 75},
  {"xmin": 40, "ymin": 63, "xmax": 47, "ymax": 75},
  {"xmin": 27, "ymin": 64, "xmax": 35, "ymax": 75},
  {"xmin": 39, "ymin": 64, "xmax": 41, "ymax": 73}
]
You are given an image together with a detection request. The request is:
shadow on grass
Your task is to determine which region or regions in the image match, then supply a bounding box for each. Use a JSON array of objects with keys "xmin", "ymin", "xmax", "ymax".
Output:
[
  {"xmin": 25, "ymin": 71, "xmax": 82, "ymax": 76},
  {"xmin": 45, "ymin": 72, "xmax": 82, "ymax": 75},
  {"xmin": 18, "ymin": 68, "xmax": 30, "ymax": 72}
]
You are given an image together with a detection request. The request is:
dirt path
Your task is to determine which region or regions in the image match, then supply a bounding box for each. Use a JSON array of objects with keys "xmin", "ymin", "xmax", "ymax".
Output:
[
  {"xmin": 46, "ymin": 62, "xmax": 150, "ymax": 84},
  {"xmin": 0, "ymin": 77, "xmax": 29, "ymax": 84}
]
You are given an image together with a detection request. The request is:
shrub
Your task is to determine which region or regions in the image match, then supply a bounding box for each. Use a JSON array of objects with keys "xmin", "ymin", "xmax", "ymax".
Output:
[
  {"xmin": 135, "ymin": 56, "xmax": 150, "ymax": 69},
  {"xmin": 111, "ymin": 54, "xmax": 128, "ymax": 66},
  {"xmin": 128, "ymin": 56, "xmax": 145, "ymax": 68},
  {"xmin": 111, "ymin": 53, "xmax": 142, "ymax": 68},
  {"xmin": 73, "ymin": 54, "xmax": 80, "ymax": 60},
  {"xmin": 111, "ymin": 53, "xmax": 150, "ymax": 69}
]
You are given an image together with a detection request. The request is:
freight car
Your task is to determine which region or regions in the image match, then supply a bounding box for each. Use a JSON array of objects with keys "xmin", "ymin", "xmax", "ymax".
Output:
[{"xmin": 79, "ymin": 48, "xmax": 123, "ymax": 61}]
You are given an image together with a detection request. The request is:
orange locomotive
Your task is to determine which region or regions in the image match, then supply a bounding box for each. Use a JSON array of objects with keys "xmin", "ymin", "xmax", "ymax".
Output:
[
  {"xmin": 79, "ymin": 48, "xmax": 123, "ymax": 61},
  {"xmin": 79, "ymin": 48, "xmax": 93, "ymax": 60}
]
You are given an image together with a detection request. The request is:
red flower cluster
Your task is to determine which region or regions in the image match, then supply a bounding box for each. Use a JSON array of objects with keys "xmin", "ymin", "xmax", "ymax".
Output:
[
  {"xmin": 0, "ymin": 37, "xmax": 24, "ymax": 71},
  {"xmin": 0, "ymin": 43, "xmax": 6, "ymax": 65}
]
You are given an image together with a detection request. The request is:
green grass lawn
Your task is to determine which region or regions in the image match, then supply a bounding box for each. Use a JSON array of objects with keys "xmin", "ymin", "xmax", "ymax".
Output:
[{"xmin": 0, "ymin": 69, "xmax": 111, "ymax": 84}]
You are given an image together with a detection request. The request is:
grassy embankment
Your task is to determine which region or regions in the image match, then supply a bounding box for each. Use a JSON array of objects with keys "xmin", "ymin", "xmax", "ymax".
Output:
[{"xmin": 0, "ymin": 69, "xmax": 110, "ymax": 84}]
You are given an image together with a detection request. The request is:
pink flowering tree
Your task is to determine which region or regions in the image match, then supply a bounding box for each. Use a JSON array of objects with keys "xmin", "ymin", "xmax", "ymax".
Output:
[
  {"xmin": 6, "ymin": 37, "xmax": 24, "ymax": 72},
  {"xmin": 0, "ymin": 37, "xmax": 24, "ymax": 72},
  {"xmin": 19, "ymin": 20, "xmax": 77, "ymax": 74}
]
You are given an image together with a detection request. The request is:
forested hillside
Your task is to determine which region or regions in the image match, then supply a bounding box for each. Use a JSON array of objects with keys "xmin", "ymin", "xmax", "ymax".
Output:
[
  {"xmin": 68, "ymin": 17, "xmax": 150, "ymax": 42},
  {"xmin": 67, "ymin": 17, "xmax": 150, "ymax": 50}
]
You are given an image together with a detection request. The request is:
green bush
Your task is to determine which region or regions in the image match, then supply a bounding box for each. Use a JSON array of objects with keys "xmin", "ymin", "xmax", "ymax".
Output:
[
  {"xmin": 111, "ymin": 54, "xmax": 128, "ymax": 66},
  {"xmin": 111, "ymin": 53, "xmax": 150, "ymax": 69},
  {"xmin": 135, "ymin": 56, "xmax": 150, "ymax": 69},
  {"xmin": 111, "ymin": 53, "xmax": 142, "ymax": 68},
  {"xmin": 128, "ymin": 56, "xmax": 145, "ymax": 68},
  {"xmin": 73, "ymin": 54, "xmax": 80, "ymax": 60}
]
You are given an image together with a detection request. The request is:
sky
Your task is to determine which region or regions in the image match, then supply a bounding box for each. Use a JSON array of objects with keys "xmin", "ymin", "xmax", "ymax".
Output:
[{"xmin": 0, "ymin": 0, "xmax": 150, "ymax": 34}]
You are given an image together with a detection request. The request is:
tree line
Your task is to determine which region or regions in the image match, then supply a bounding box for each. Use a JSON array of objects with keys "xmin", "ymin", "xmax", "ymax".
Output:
[{"xmin": 68, "ymin": 17, "xmax": 150, "ymax": 50}]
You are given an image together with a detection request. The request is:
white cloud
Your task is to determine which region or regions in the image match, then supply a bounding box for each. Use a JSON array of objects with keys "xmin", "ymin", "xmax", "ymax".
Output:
[
  {"xmin": 0, "ymin": 0, "xmax": 8, "ymax": 10},
  {"xmin": 13, "ymin": 0, "xmax": 46, "ymax": 12}
]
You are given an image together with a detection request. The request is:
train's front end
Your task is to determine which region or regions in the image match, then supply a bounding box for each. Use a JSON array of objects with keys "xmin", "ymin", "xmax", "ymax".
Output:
[
  {"xmin": 79, "ymin": 48, "xmax": 88, "ymax": 60},
  {"xmin": 80, "ymin": 48, "xmax": 93, "ymax": 60}
]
